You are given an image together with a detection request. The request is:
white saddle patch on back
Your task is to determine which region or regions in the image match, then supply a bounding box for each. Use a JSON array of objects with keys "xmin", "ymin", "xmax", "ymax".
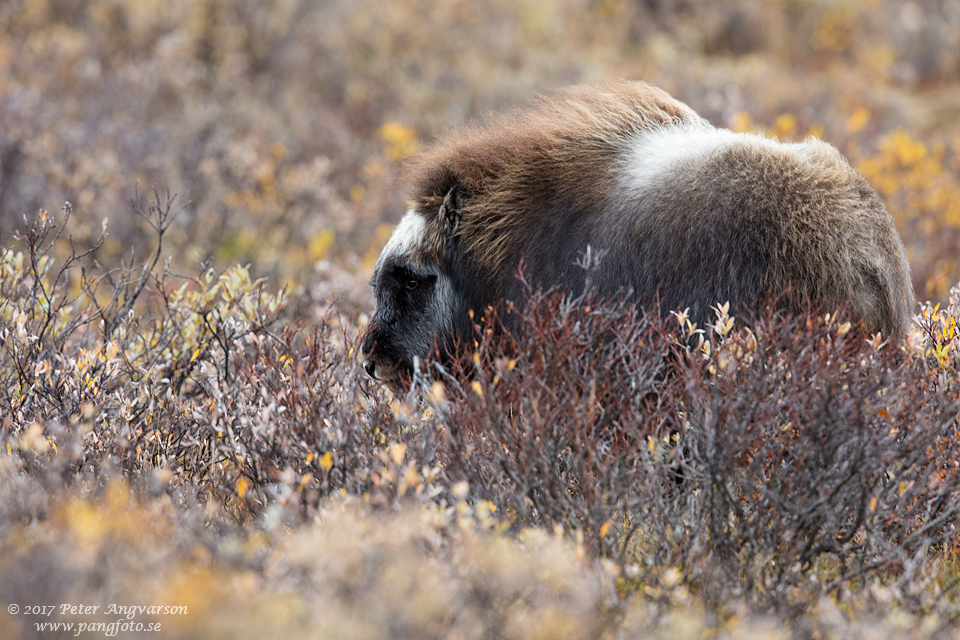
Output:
[{"xmin": 619, "ymin": 124, "xmax": 780, "ymax": 197}]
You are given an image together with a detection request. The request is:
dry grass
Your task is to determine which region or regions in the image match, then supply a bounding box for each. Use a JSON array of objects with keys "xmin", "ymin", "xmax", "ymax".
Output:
[{"xmin": 3, "ymin": 0, "xmax": 960, "ymax": 637}]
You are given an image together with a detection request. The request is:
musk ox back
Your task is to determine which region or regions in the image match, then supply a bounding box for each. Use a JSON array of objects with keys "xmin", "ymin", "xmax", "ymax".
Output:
[{"xmin": 361, "ymin": 80, "xmax": 914, "ymax": 389}]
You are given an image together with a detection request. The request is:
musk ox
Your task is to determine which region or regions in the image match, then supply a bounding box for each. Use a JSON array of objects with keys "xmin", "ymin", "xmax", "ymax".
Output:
[{"xmin": 361, "ymin": 80, "xmax": 914, "ymax": 389}]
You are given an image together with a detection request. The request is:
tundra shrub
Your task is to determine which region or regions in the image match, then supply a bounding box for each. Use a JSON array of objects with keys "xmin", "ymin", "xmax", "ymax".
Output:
[
  {"xmin": 0, "ymin": 200, "xmax": 438, "ymax": 527},
  {"xmin": 3, "ymin": 203, "xmax": 960, "ymax": 623},
  {"xmin": 426, "ymin": 290, "xmax": 960, "ymax": 609}
]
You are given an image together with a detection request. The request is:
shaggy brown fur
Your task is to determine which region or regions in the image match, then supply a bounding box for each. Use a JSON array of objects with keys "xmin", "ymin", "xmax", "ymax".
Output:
[
  {"xmin": 404, "ymin": 82, "xmax": 704, "ymax": 283},
  {"xmin": 396, "ymin": 80, "xmax": 914, "ymax": 337}
]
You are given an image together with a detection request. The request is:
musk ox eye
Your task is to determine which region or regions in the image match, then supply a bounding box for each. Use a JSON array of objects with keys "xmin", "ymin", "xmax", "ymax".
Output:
[{"xmin": 405, "ymin": 279, "xmax": 419, "ymax": 291}]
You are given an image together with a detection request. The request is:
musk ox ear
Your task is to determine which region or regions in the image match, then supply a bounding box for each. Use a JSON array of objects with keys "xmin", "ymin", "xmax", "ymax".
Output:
[{"xmin": 438, "ymin": 183, "xmax": 467, "ymax": 236}]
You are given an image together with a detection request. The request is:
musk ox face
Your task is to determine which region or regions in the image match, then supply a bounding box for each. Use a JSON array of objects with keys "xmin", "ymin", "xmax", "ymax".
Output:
[
  {"xmin": 361, "ymin": 80, "xmax": 916, "ymax": 389},
  {"xmin": 361, "ymin": 209, "xmax": 460, "ymax": 391}
]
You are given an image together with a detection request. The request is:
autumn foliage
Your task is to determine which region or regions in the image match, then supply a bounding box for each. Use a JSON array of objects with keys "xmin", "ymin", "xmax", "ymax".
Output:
[{"xmin": 3, "ymin": 0, "xmax": 960, "ymax": 637}]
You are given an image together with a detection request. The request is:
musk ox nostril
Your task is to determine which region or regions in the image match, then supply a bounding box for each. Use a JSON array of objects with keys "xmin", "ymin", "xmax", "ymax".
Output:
[{"xmin": 362, "ymin": 360, "xmax": 377, "ymax": 379}]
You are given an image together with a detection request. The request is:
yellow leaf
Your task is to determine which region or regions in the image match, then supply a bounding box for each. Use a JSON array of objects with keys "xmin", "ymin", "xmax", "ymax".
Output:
[
  {"xmin": 379, "ymin": 121, "xmax": 416, "ymax": 144},
  {"xmin": 600, "ymin": 519, "xmax": 612, "ymax": 538},
  {"xmin": 869, "ymin": 496, "xmax": 878, "ymax": 513},
  {"xmin": 846, "ymin": 107, "xmax": 870, "ymax": 134},
  {"xmin": 319, "ymin": 451, "xmax": 333, "ymax": 471},
  {"xmin": 236, "ymin": 477, "xmax": 249, "ymax": 498},
  {"xmin": 774, "ymin": 113, "xmax": 797, "ymax": 138},
  {"xmin": 471, "ymin": 381, "xmax": 483, "ymax": 397},
  {"xmin": 308, "ymin": 229, "xmax": 336, "ymax": 262}
]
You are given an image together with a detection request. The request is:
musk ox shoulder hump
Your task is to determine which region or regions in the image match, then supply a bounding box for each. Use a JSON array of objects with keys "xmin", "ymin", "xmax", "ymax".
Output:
[{"xmin": 403, "ymin": 80, "xmax": 706, "ymax": 212}]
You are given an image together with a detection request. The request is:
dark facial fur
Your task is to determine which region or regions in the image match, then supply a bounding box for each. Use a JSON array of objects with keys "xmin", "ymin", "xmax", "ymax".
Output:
[{"xmin": 362, "ymin": 249, "xmax": 454, "ymax": 390}]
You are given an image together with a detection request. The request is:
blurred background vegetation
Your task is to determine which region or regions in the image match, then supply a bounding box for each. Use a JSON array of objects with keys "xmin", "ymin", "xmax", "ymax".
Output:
[
  {"xmin": 3, "ymin": 1, "xmax": 960, "ymax": 638},
  {"xmin": 2, "ymin": 0, "xmax": 959, "ymax": 308}
]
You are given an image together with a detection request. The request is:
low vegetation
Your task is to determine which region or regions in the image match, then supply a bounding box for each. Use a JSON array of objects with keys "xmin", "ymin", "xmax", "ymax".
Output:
[
  {"xmin": 2, "ymin": 203, "xmax": 960, "ymax": 637},
  {"xmin": 3, "ymin": 0, "xmax": 960, "ymax": 637}
]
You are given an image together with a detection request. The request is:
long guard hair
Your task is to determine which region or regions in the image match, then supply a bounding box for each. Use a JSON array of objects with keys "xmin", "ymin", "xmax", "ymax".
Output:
[{"xmin": 361, "ymin": 80, "xmax": 915, "ymax": 388}]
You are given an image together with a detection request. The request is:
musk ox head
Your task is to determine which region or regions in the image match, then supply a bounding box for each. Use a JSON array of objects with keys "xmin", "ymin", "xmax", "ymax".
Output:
[{"xmin": 361, "ymin": 187, "xmax": 471, "ymax": 391}]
